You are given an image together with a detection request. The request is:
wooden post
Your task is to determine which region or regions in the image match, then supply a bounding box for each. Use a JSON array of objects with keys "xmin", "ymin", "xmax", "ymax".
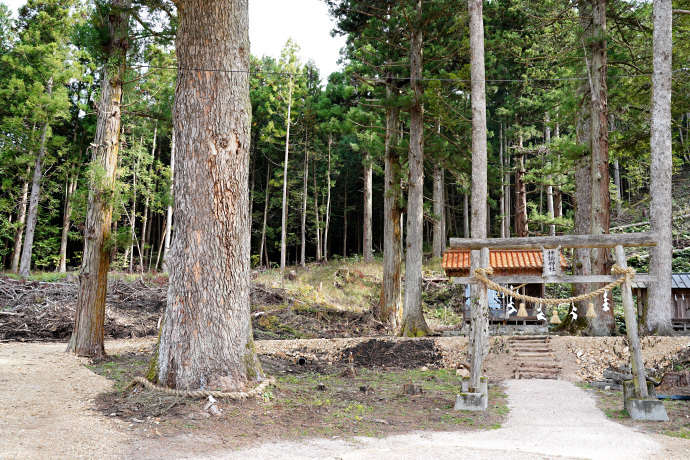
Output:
[
  {"xmin": 469, "ymin": 247, "xmax": 489, "ymax": 391},
  {"xmin": 615, "ymin": 244, "xmax": 648, "ymax": 398}
]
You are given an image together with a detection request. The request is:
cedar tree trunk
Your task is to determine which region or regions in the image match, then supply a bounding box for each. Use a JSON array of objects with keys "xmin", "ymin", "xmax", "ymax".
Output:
[
  {"xmin": 68, "ymin": 0, "xmax": 131, "ymax": 357},
  {"xmin": 157, "ymin": 0, "xmax": 264, "ymax": 390}
]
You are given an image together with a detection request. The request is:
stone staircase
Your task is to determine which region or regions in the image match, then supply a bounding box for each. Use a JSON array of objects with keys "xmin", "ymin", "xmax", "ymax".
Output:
[{"xmin": 508, "ymin": 336, "xmax": 561, "ymax": 380}]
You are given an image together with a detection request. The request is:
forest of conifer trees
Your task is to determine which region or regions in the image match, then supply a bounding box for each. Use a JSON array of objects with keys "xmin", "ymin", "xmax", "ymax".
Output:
[{"xmin": 1, "ymin": 1, "xmax": 689, "ymax": 334}]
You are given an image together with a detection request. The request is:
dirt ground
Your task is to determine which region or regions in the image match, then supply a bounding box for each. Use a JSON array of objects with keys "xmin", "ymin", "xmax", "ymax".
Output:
[{"xmin": 3, "ymin": 276, "xmax": 690, "ymax": 458}]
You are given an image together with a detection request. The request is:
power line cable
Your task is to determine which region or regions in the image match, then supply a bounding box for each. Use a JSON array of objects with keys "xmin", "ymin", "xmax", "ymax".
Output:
[{"xmin": 131, "ymin": 63, "xmax": 689, "ymax": 83}]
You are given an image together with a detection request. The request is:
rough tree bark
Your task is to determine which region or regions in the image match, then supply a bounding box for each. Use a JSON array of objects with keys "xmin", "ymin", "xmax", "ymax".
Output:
[
  {"xmin": 587, "ymin": 0, "xmax": 614, "ymax": 335},
  {"xmin": 400, "ymin": 0, "xmax": 432, "ymax": 337},
  {"xmin": 468, "ymin": 0, "xmax": 489, "ymax": 391},
  {"xmin": 157, "ymin": 0, "xmax": 264, "ymax": 390},
  {"xmin": 19, "ymin": 78, "xmax": 52, "ymax": 277},
  {"xmin": 378, "ymin": 82, "xmax": 402, "ymax": 329},
  {"xmin": 68, "ymin": 0, "xmax": 132, "ymax": 357},
  {"xmin": 646, "ymin": 0, "xmax": 673, "ymax": 335}
]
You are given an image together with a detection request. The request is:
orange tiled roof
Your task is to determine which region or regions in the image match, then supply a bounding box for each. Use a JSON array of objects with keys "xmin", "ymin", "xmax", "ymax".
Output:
[{"xmin": 442, "ymin": 249, "xmax": 567, "ymax": 272}]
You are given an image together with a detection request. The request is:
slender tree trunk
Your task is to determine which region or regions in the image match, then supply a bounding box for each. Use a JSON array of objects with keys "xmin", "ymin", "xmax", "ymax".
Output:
[
  {"xmin": 363, "ymin": 151, "xmax": 373, "ymax": 263},
  {"xmin": 546, "ymin": 114, "xmax": 556, "ymax": 237},
  {"xmin": 324, "ymin": 136, "xmax": 332, "ymax": 261},
  {"xmin": 19, "ymin": 78, "xmax": 53, "ymax": 277},
  {"xmin": 613, "ymin": 159, "xmax": 623, "ymax": 217},
  {"xmin": 158, "ymin": 0, "xmax": 264, "ymax": 390},
  {"xmin": 468, "ymin": 0, "xmax": 489, "ymax": 391},
  {"xmin": 313, "ymin": 158, "xmax": 321, "ymax": 262},
  {"xmin": 58, "ymin": 174, "xmax": 79, "ymax": 273},
  {"xmin": 499, "ymin": 124, "xmax": 505, "ymax": 239},
  {"xmin": 432, "ymin": 162, "xmax": 445, "ymax": 257},
  {"xmin": 11, "ymin": 167, "xmax": 30, "ymax": 272},
  {"xmin": 504, "ymin": 131, "xmax": 511, "ymax": 238},
  {"xmin": 515, "ymin": 130, "xmax": 528, "ymax": 237},
  {"xmin": 300, "ymin": 131, "xmax": 308, "ymax": 267},
  {"xmin": 400, "ymin": 1, "xmax": 431, "ymax": 337},
  {"xmin": 260, "ymin": 163, "xmax": 271, "ymax": 268},
  {"xmin": 142, "ymin": 126, "xmax": 157, "ymax": 267},
  {"xmin": 463, "ymin": 193, "xmax": 470, "ymax": 238},
  {"xmin": 128, "ymin": 151, "xmax": 139, "ymax": 273},
  {"xmin": 162, "ymin": 131, "xmax": 175, "ymax": 273},
  {"xmin": 646, "ymin": 0, "xmax": 673, "ymax": 335},
  {"xmin": 68, "ymin": 0, "xmax": 132, "ymax": 357},
  {"xmin": 280, "ymin": 76, "xmax": 293, "ymax": 271},
  {"xmin": 249, "ymin": 128, "xmax": 258, "ymax": 224},
  {"xmin": 379, "ymin": 85, "xmax": 402, "ymax": 329},
  {"xmin": 342, "ymin": 170, "xmax": 348, "ymax": 257}
]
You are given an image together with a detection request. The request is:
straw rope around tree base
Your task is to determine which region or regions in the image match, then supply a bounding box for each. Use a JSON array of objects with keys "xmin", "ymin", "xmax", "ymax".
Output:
[
  {"xmin": 472, "ymin": 264, "xmax": 636, "ymax": 305},
  {"xmin": 127, "ymin": 376, "xmax": 277, "ymax": 399}
]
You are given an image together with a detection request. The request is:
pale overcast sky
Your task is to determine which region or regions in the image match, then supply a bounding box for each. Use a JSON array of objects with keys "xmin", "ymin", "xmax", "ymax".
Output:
[{"xmin": 2, "ymin": 0, "xmax": 346, "ymax": 78}]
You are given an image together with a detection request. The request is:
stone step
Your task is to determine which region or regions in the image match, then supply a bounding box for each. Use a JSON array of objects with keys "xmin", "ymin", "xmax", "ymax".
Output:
[
  {"xmin": 512, "ymin": 348, "xmax": 553, "ymax": 353},
  {"xmin": 513, "ymin": 353, "xmax": 556, "ymax": 358},
  {"xmin": 517, "ymin": 362, "xmax": 561, "ymax": 369},
  {"xmin": 515, "ymin": 367, "xmax": 561, "ymax": 374},
  {"xmin": 515, "ymin": 372, "xmax": 560, "ymax": 380},
  {"xmin": 508, "ymin": 336, "xmax": 550, "ymax": 341}
]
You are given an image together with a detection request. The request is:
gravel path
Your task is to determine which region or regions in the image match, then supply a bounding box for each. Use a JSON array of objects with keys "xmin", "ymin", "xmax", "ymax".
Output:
[
  {"xmin": 2, "ymin": 340, "xmax": 689, "ymax": 459},
  {"xmin": 0, "ymin": 342, "xmax": 128, "ymax": 460},
  {"xmin": 196, "ymin": 380, "xmax": 687, "ymax": 460}
]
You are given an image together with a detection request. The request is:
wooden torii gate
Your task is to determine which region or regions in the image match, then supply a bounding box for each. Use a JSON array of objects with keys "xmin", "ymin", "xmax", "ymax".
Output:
[{"xmin": 449, "ymin": 232, "xmax": 667, "ymax": 419}]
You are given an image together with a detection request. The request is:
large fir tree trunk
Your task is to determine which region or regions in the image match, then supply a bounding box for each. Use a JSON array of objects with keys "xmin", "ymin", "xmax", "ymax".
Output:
[
  {"xmin": 378, "ymin": 86, "xmax": 402, "ymax": 329},
  {"xmin": 68, "ymin": 0, "xmax": 131, "ymax": 357},
  {"xmin": 19, "ymin": 79, "xmax": 52, "ymax": 277},
  {"xmin": 565, "ymin": 7, "xmax": 595, "ymax": 333},
  {"xmin": 468, "ymin": 0, "xmax": 489, "ymax": 390},
  {"xmin": 646, "ymin": 0, "xmax": 673, "ymax": 335},
  {"xmin": 11, "ymin": 168, "xmax": 30, "ymax": 272},
  {"xmin": 280, "ymin": 76, "xmax": 293, "ymax": 270},
  {"xmin": 400, "ymin": 1, "xmax": 431, "ymax": 337},
  {"xmin": 587, "ymin": 0, "xmax": 614, "ymax": 334},
  {"xmin": 157, "ymin": 0, "xmax": 263, "ymax": 390},
  {"xmin": 363, "ymin": 151, "xmax": 373, "ymax": 263}
]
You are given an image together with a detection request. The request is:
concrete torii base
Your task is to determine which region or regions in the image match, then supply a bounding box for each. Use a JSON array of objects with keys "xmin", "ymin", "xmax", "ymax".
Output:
[
  {"xmin": 623, "ymin": 380, "xmax": 668, "ymax": 422},
  {"xmin": 455, "ymin": 376, "xmax": 488, "ymax": 411}
]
